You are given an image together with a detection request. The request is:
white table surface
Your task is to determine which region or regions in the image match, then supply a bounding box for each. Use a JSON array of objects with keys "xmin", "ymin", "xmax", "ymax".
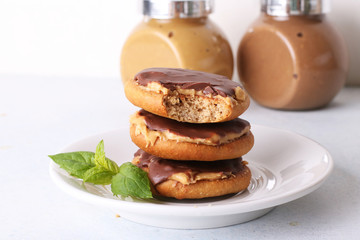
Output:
[{"xmin": 1, "ymin": 75, "xmax": 359, "ymax": 239}]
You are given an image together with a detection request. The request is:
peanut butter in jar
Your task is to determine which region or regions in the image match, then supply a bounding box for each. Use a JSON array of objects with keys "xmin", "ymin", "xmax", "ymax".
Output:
[
  {"xmin": 237, "ymin": 0, "xmax": 348, "ymax": 110},
  {"xmin": 120, "ymin": 0, "xmax": 234, "ymax": 84}
]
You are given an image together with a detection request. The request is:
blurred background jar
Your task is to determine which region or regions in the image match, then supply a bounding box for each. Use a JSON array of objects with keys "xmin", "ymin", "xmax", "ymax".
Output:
[
  {"xmin": 120, "ymin": 0, "xmax": 234, "ymax": 84},
  {"xmin": 237, "ymin": 0, "xmax": 348, "ymax": 110}
]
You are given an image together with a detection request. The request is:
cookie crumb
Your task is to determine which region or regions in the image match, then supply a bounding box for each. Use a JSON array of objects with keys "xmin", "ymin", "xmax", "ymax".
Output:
[
  {"xmin": 115, "ymin": 214, "xmax": 120, "ymax": 218},
  {"xmin": 289, "ymin": 221, "xmax": 299, "ymax": 226}
]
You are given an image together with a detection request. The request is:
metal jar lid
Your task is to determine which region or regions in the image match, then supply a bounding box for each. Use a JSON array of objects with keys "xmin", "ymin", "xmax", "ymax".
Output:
[
  {"xmin": 142, "ymin": 0, "xmax": 214, "ymax": 19},
  {"xmin": 261, "ymin": 0, "xmax": 331, "ymax": 16}
]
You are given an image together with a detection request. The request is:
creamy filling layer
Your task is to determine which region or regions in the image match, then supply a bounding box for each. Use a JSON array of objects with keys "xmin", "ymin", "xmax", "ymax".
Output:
[
  {"xmin": 133, "ymin": 156, "xmax": 236, "ymax": 185},
  {"xmin": 130, "ymin": 112, "xmax": 250, "ymax": 147},
  {"xmin": 138, "ymin": 81, "xmax": 246, "ymax": 104}
]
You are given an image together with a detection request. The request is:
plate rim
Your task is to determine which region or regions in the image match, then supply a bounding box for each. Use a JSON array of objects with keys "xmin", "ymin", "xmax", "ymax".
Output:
[{"xmin": 49, "ymin": 124, "xmax": 334, "ymax": 217}]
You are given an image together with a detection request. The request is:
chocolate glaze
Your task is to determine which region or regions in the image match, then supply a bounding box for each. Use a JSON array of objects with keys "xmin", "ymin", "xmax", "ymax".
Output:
[
  {"xmin": 134, "ymin": 149, "xmax": 245, "ymax": 185},
  {"xmin": 135, "ymin": 68, "xmax": 242, "ymax": 97},
  {"xmin": 138, "ymin": 109, "xmax": 250, "ymax": 143}
]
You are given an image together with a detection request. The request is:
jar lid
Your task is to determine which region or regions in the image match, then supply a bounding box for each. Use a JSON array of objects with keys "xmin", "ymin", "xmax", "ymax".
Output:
[
  {"xmin": 142, "ymin": 0, "xmax": 213, "ymax": 19},
  {"xmin": 261, "ymin": 0, "xmax": 331, "ymax": 16}
]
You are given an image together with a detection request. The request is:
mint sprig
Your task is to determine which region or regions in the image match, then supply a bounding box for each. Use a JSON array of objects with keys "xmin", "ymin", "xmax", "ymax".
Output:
[
  {"xmin": 82, "ymin": 140, "xmax": 119, "ymax": 185},
  {"xmin": 49, "ymin": 140, "xmax": 152, "ymax": 199}
]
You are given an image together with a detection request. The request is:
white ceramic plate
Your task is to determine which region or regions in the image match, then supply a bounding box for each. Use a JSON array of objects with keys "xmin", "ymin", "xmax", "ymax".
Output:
[{"xmin": 49, "ymin": 125, "xmax": 333, "ymax": 229}]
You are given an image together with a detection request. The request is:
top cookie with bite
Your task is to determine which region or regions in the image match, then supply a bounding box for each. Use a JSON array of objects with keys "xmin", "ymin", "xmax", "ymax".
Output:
[{"xmin": 124, "ymin": 67, "xmax": 250, "ymax": 123}]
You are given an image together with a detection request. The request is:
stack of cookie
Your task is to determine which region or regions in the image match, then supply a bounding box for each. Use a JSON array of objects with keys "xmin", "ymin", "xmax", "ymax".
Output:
[{"xmin": 125, "ymin": 68, "xmax": 254, "ymax": 199}]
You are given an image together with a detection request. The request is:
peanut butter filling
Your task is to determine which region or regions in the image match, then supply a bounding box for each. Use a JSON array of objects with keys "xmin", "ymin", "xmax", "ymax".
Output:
[
  {"xmin": 130, "ymin": 111, "xmax": 251, "ymax": 147},
  {"xmin": 133, "ymin": 156, "xmax": 237, "ymax": 186},
  {"xmin": 139, "ymin": 81, "xmax": 245, "ymax": 104}
]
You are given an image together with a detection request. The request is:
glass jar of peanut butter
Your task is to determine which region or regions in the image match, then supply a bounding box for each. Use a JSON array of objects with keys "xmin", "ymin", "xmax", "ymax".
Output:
[
  {"xmin": 237, "ymin": 0, "xmax": 348, "ymax": 110},
  {"xmin": 120, "ymin": 0, "xmax": 234, "ymax": 84}
]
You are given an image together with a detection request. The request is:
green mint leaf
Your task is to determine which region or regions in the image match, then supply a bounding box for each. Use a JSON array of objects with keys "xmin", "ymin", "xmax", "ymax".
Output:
[
  {"xmin": 94, "ymin": 140, "xmax": 106, "ymax": 165},
  {"xmin": 94, "ymin": 140, "xmax": 119, "ymax": 174},
  {"xmin": 111, "ymin": 162, "xmax": 152, "ymax": 199},
  {"xmin": 83, "ymin": 166, "xmax": 116, "ymax": 185},
  {"xmin": 49, "ymin": 141, "xmax": 152, "ymax": 200},
  {"xmin": 49, "ymin": 152, "xmax": 95, "ymax": 178}
]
